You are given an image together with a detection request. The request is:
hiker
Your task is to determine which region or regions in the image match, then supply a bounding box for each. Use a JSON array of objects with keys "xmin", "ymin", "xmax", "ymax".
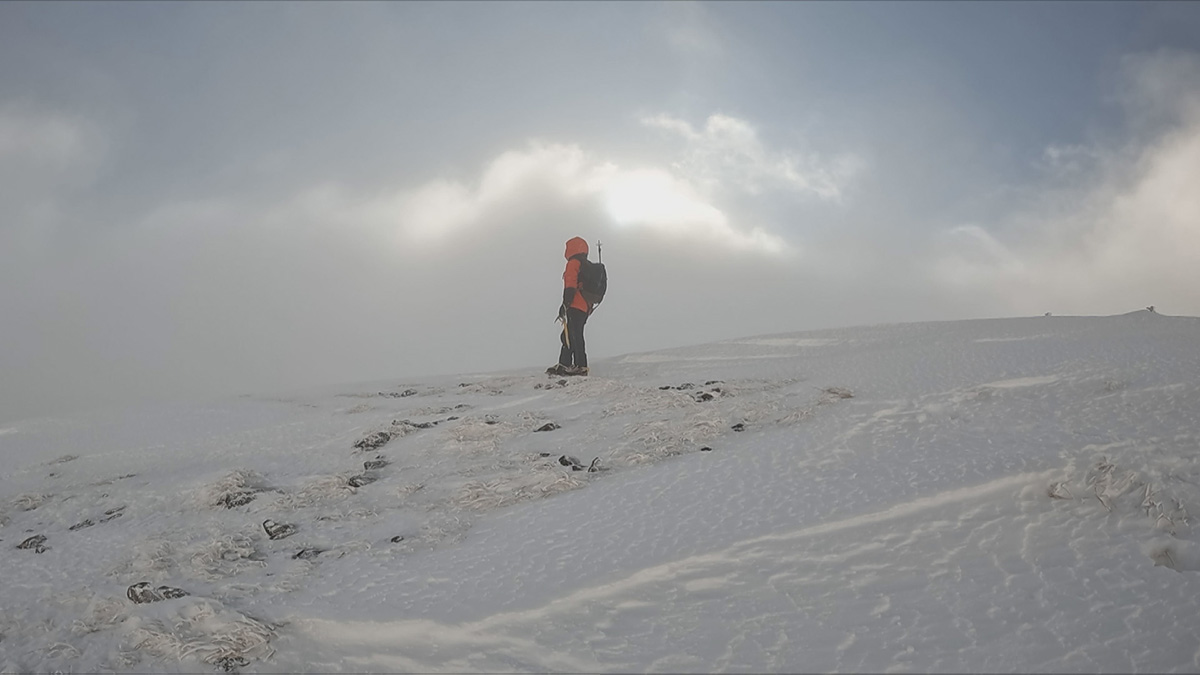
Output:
[{"xmin": 549, "ymin": 237, "xmax": 595, "ymax": 376}]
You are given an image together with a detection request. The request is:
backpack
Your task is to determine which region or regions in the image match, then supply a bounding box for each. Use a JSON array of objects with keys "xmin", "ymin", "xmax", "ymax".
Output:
[{"xmin": 577, "ymin": 257, "xmax": 607, "ymax": 307}]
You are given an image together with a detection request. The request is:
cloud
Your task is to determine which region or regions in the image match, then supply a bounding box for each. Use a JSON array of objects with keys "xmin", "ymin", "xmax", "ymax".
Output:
[
  {"xmin": 641, "ymin": 113, "xmax": 862, "ymax": 201},
  {"xmin": 0, "ymin": 104, "xmax": 96, "ymax": 167},
  {"xmin": 273, "ymin": 139, "xmax": 791, "ymax": 257},
  {"xmin": 930, "ymin": 51, "xmax": 1200, "ymax": 316},
  {"xmin": 0, "ymin": 102, "xmax": 106, "ymax": 231}
]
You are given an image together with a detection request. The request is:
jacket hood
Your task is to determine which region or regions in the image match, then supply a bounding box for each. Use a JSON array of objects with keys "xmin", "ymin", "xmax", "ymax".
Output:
[{"xmin": 564, "ymin": 237, "xmax": 589, "ymax": 260}]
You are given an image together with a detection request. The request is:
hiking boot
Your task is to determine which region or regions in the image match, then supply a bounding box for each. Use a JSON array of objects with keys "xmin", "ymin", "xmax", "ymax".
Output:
[
  {"xmin": 563, "ymin": 366, "xmax": 589, "ymax": 376},
  {"xmin": 546, "ymin": 364, "xmax": 568, "ymax": 376}
]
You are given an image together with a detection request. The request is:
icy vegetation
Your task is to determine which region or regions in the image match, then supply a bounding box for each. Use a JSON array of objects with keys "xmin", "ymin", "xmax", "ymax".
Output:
[{"xmin": 2, "ymin": 311, "xmax": 1199, "ymax": 672}]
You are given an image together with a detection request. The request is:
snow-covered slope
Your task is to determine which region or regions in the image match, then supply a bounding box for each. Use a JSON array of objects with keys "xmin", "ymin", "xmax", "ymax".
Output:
[{"xmin": 3, "ymin": 312, "xmax": 1199, "ymax": 673}]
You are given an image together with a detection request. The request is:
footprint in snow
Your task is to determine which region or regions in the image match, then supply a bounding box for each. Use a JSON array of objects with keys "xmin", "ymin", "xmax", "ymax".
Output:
[{"xmin": 101, "ymin": 505, "xmax": 126, "ymax": 522}]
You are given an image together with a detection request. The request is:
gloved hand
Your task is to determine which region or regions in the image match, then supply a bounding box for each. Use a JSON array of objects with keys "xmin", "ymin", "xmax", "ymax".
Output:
[{"xmin": 556, "ymin": 304, "xmax": 566, "ymax": 321}]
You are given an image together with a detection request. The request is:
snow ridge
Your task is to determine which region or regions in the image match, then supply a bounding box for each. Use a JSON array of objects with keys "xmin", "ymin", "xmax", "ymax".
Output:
[{"xmin": 2, "ymin": 313, "xmax": 1199, "ymax": 672}]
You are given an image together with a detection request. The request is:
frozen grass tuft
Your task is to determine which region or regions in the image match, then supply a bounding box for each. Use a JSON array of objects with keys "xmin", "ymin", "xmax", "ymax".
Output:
[
  {"xmin": 822, "ymin": 386, "xmax": 854, "ymax": 400},
  {"xmin": 273, "ymin": 474, "xmax": 358, "ymax": 509},
  {"xmin": 448, "ymin": 416, "xmax": 517, "ymax": 445},
  {"xmin": 623, "ymin": 413, "xmax": 725, "ymax": 458},
  {"xmin": 193, "ymin": 470, "xmax": 267, "ymax": 510},
  {"xmin": 1059, "ymin": 449, "xmax": 1196, "ymax": 541},
  {"xmin": 126, "ymin": 599, "xmax": 275, "ymax": 669},
  {"xmin": 113, "ymin": 539, "xmax": 176, "ymax": 582},
  {"xmin": 418, "ymin": 513, "xmax": 473, "ymax": 547},
  {"xmin": 186, "ymin": 532, "xmax": 267, "ymax": 581},
  {"xmin": 315, "ymin": 505, "xmax": 381, "ymax": 522},
  {"xmin": 72, "ymin": 594, "xmax": 129, "ymax": 635},
  {"xmin": 13, "ymin": 493, "xmax": 49, "ymax": 511}
]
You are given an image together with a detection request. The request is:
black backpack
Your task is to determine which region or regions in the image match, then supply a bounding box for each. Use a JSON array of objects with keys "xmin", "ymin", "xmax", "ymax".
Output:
[{"xmin": 576, "ymin": 253, "xmax": 607, "ymax": 307}]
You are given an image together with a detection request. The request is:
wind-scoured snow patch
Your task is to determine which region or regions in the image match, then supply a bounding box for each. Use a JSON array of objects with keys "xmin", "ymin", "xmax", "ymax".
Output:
[
  {"xmin": 454, "ymin": 468, "xmax": 585, "ymax": 511},
  {"xmin": 974, "ymin": 335, "xmax": 1052, "ymax": 343},
  {"xmin": 733, "ymin": 337, "xmax": 841, "ymax": 348},
  {"xmin": 778, "ymin": 386, "xmax": 855, "ymax": 424},
  {"xmin": 979, "ymin": 375, "xmax": 1061, "ymax": 389},
  {"xmin": 620, "ymin": 352, "xmax": 793, "ymax": 363}
]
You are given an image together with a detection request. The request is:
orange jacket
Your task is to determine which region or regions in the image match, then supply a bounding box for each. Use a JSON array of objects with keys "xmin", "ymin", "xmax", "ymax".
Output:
[{"xmin": 562, "ymin": 237, "xmax": 591, "ymax": 314}]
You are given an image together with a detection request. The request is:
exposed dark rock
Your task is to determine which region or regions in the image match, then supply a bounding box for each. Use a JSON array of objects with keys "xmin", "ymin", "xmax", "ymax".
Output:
[
  {"xmin": 363, "ymin": 458, "xmax": 389, "ymax": 471},
  {"xmin": 534, "ymin": 422, "xmax": 560, "ymax": 432},
  {"xmin": 354, "ymin": 430, "xmax": 394, "ymax": 452},
  {"xmin": 157, "ymin": 585, "xmax": 189, "ymax": 599},
  {"xmin": 263, "ymin": 519, "xmax": 297, "ymax": 540},
  {"xmin": 126, "ymin": 582, "xmax": 189, "ymax": 604},
  {"xmin": 215, "ymin": 656, "xmax": 250, "ymax": 672},
  {"xmin": 127, "ymin": 582, "xmax": 158, "ymax": 604},
  {"xmin": 17, "ymin": 534, "xmax": 47, "ymax": 552}
]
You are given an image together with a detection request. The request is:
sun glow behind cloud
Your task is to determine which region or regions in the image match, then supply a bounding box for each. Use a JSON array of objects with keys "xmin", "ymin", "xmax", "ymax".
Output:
[{"xmin": 316, "ymin": 129, "xmax": 800, "ymax": 257}]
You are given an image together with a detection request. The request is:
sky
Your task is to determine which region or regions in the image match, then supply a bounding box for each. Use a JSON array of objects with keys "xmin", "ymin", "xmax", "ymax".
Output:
[{"xmin": 2, "ymin": 1, "xmax": 1200, "ymax": 423}]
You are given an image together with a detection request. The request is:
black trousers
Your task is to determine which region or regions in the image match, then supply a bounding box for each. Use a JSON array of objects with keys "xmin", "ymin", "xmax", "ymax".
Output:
[{"xmin": 558, "ymin": 308, "xmax": 588, "ymax": 368}]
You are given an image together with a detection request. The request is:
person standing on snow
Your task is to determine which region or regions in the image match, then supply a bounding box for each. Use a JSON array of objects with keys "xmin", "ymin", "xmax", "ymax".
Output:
[{"xmin": 548, "ymin": 236, "xmax": 593, "ymax": 376}]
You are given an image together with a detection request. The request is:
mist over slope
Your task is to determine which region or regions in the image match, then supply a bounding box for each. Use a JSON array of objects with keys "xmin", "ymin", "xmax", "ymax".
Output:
[{"xmin": 2, "ymin": 312, "xmax": 1199, "ymax": 673}]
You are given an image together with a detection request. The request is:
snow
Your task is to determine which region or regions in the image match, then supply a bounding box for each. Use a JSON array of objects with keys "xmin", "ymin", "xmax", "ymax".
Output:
[{"xmin": 3, "ymin": 311, "xmax": 1200, "ymax": 673}]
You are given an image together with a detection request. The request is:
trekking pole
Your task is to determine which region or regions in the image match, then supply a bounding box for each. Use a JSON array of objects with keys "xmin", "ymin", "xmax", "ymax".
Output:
[{"xmin": 597, "ymin": 239, "xmax": 602, "ymax": 264}]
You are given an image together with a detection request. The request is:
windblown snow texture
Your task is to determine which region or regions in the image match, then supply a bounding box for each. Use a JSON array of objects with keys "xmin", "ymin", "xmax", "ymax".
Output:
[{"xmin": 2, "ymin": 311, "xmax": 1199, "ymax": 672}]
